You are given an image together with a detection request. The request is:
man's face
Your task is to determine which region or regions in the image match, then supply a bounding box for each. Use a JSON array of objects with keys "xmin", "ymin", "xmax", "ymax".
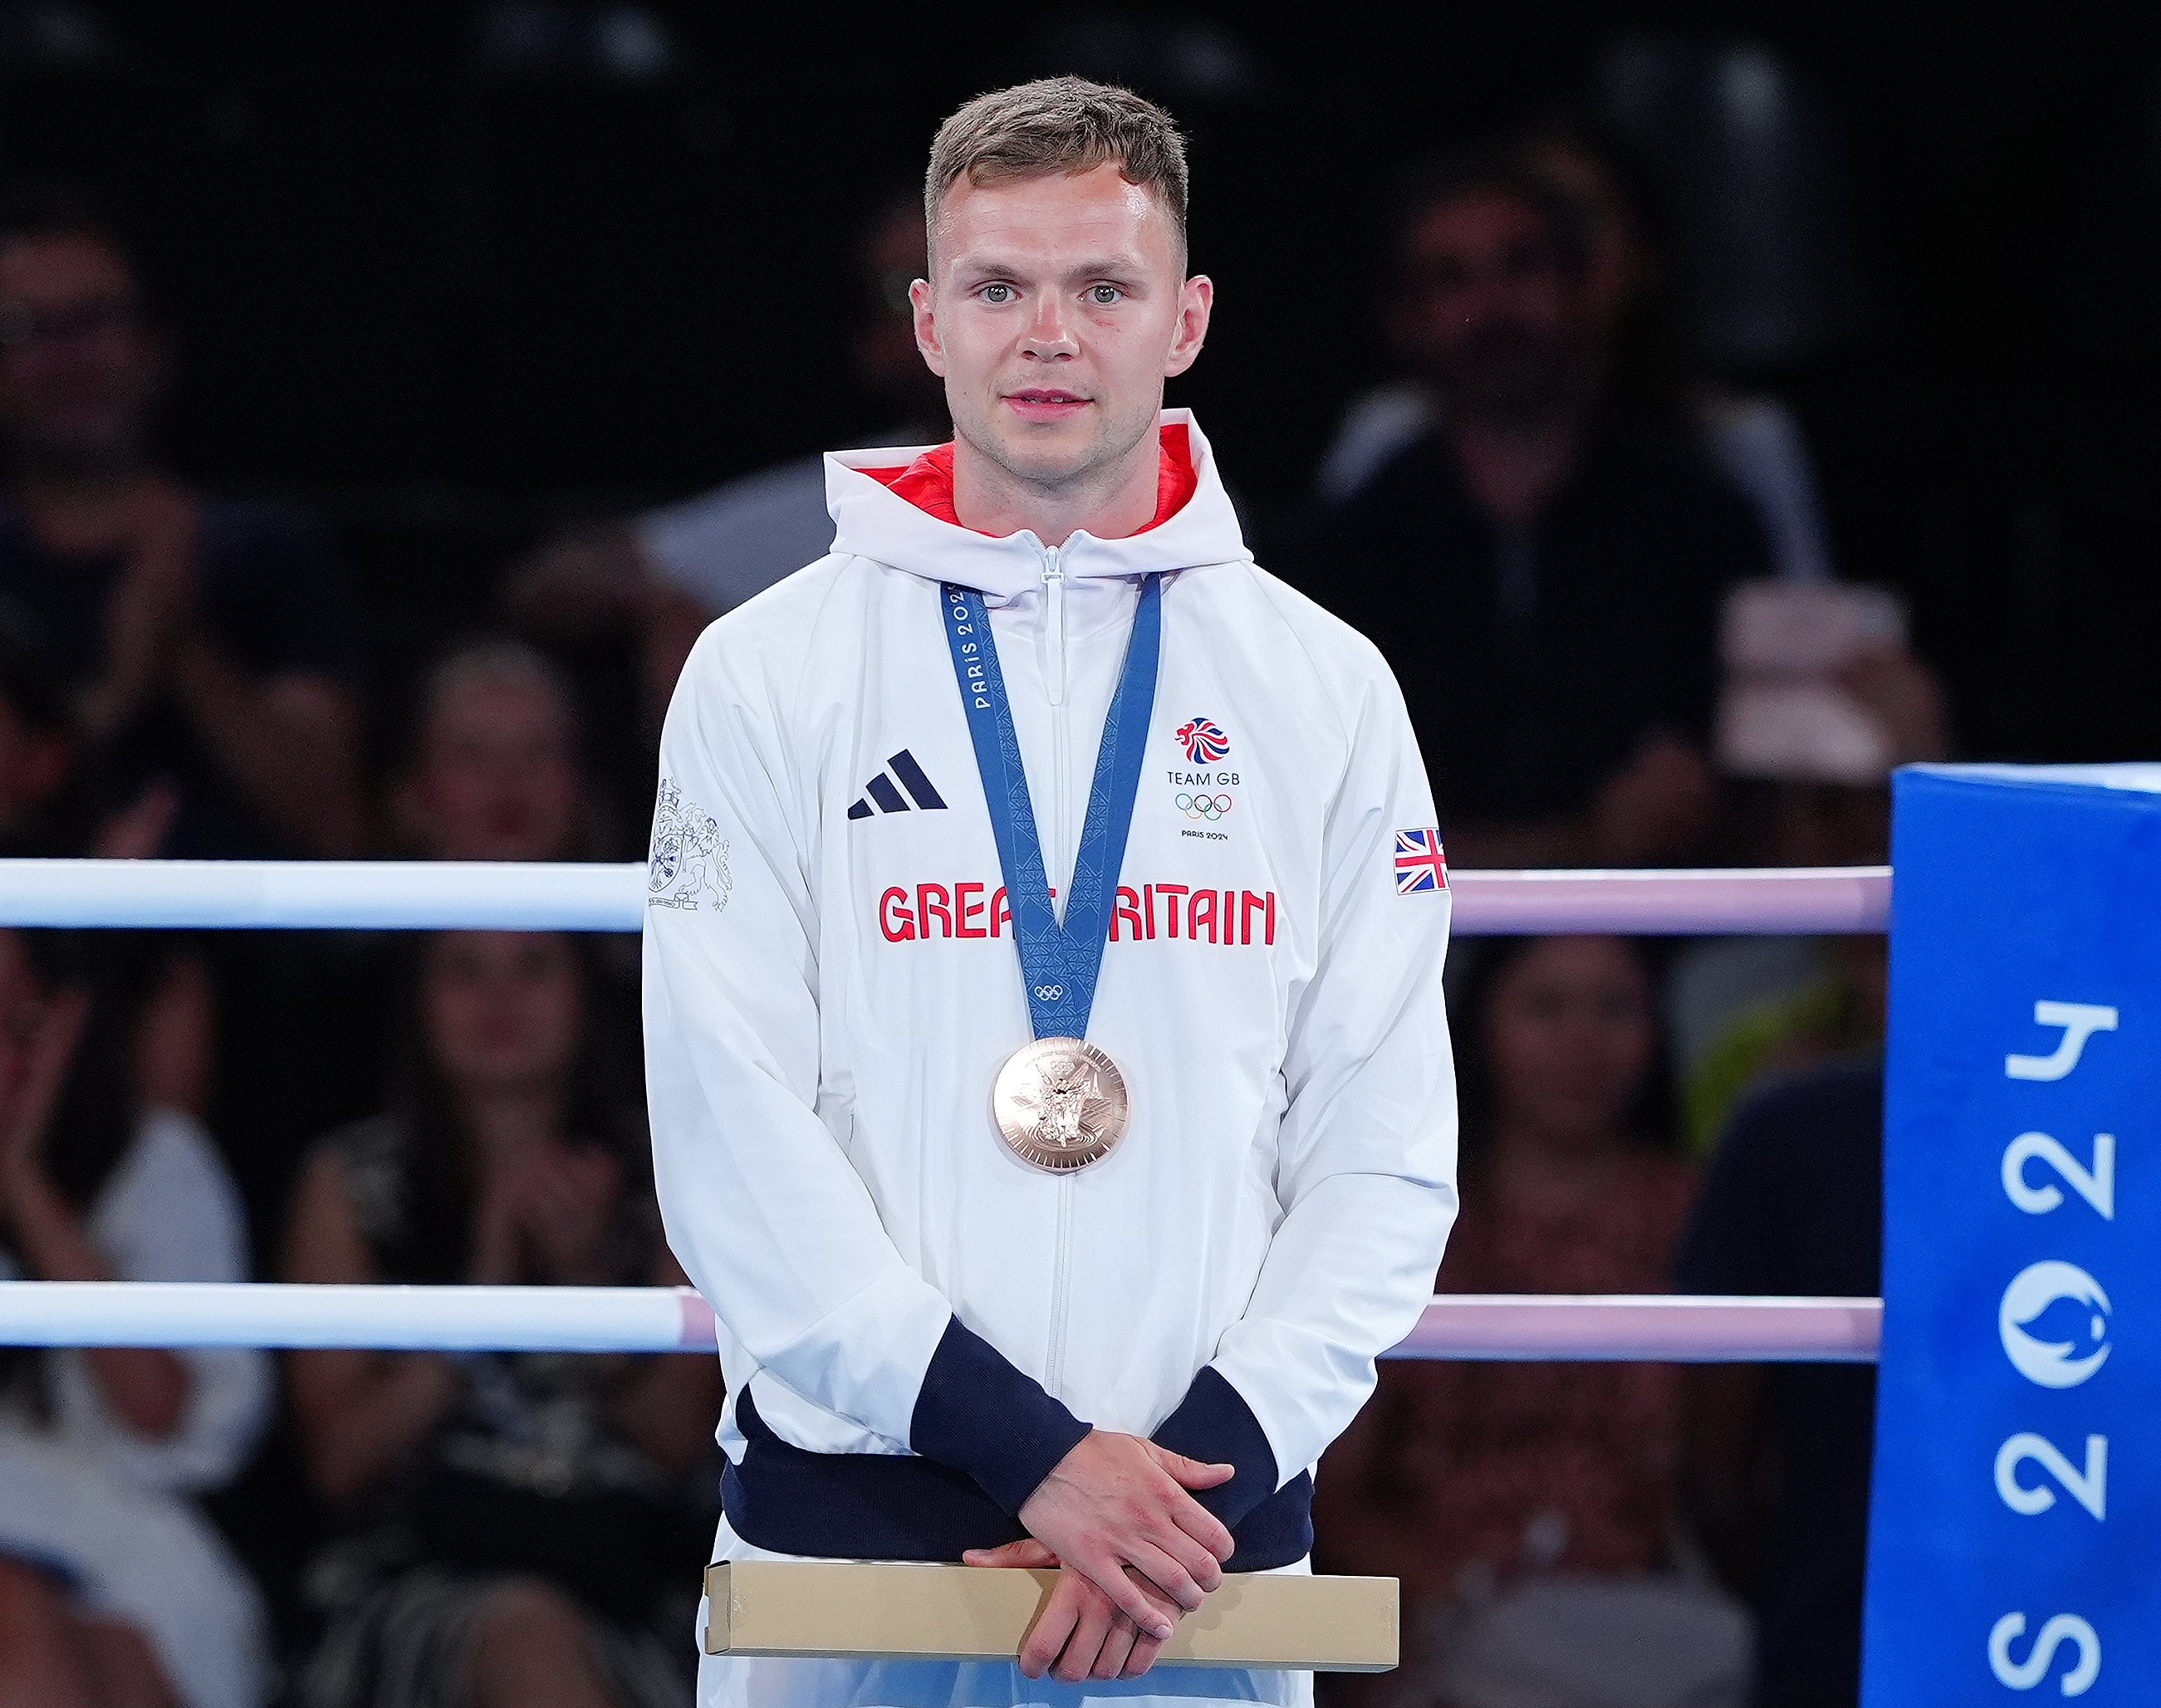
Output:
[
  {"xmin": 1393, "ymin": 189, "xmax": 1592, "ymax": 425},
  {"xmin": 0, "ymin": 232, "xmax": 160, "ymax": 467},
  {"xmin": 913, "ymin": 163, "xmax": 1210, "ymax": 495}
]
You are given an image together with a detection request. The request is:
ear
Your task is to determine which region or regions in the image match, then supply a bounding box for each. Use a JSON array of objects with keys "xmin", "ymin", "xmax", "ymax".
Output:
[
  {"xmin": 909, "ymin": 277, "xmax": 947, "ymax": 377},
  {"xmin": 1161, "ymin": 274, "xmax": 1213, "ymax": 379}
]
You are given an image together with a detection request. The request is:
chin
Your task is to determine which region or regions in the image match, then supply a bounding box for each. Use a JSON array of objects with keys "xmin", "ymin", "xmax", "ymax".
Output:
[
  {"xmin": 983, "ymin": 443, "xmax": 1086, "ymax": 489},
  {"xmin": 988, "ymin": 418, "xmax": 1115, "ymax": 487}
]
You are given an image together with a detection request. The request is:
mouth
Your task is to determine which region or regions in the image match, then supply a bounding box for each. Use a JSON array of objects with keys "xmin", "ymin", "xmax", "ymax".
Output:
[{"xmin": 1002, "ymin": 389, "xmax": 1091, "ymax": 422}]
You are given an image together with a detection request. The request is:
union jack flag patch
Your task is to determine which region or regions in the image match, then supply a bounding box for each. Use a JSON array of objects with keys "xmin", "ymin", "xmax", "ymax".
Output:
[{"xmin": 1393, "ymin": 828, "xmax": 1448, "ymax": 895}]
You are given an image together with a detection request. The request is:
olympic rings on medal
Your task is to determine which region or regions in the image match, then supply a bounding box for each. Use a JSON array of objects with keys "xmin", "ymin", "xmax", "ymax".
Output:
[
  {"xmin": 1033, "ymin": 984, "xmax": 1066, "ymax": 1001},
  {"xmin": 1174, "ymin": 792, "xmax": 1233, "ymax": 820}
]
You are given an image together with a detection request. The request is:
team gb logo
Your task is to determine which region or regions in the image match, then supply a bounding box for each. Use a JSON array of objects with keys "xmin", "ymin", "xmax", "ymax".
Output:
[{"xmin": 1175, "ymin": 717, "xmax": 1229, "ymax": 765}]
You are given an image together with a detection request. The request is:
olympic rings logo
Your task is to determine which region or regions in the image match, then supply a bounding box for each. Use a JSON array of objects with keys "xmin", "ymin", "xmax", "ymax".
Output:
[
  {"xmin": 1175, "ymin": 793, "xmax": 1233, "ymax": 820},
  {"xmin": 1034, "ymin": 984, "xmax": 1066, "ymax": 1001}
]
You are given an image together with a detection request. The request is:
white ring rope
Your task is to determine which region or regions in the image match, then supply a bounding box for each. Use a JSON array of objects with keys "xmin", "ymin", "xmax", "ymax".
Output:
[
  {"xmin": 0, "ymin": 859, "xmax": 1892, "ymax": 934},
  {"xmin": 0, "ymin": 859, "xmax": 642, "ymax": 932},
  {"xmin": 0, "ymin": 862, "xmax": 1889, "ymax": 1368},
  {"xmin": 0, "ymin": 1284, "xmax": 1882, "ymax": 1363}
]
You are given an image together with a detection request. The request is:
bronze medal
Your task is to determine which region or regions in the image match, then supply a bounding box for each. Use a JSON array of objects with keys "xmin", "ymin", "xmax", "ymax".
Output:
[{"xmin": 991, "ymin": 1037, "xmax": 1130, "ymax": 1172}]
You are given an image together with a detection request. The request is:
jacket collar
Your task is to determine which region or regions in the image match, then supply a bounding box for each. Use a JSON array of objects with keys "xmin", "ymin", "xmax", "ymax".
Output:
[{"xmin": 823, "ymin": 409, "xmax": 1251, "ymax": 598}]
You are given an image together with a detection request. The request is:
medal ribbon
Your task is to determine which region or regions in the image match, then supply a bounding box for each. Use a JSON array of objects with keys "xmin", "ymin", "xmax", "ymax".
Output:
[{"xmin": 939, "ymin": 574, "xmax": 1161, "ymax": 1041}]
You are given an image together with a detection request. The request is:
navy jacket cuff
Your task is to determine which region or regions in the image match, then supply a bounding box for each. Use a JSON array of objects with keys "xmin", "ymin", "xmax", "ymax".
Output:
[
  {"xmin": 1150, "ymin": 1365, "xmax": 1280, "ymax": 1529},
  {"xmin": 909, "ymin": 1316, "xmax": 1092, "ymax": 1517}
]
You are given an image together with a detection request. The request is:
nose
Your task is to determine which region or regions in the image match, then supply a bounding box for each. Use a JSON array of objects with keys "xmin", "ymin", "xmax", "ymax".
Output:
[{"xmin": 1020, "ymin": 291, "xmax": 1078, "ymax": 360}]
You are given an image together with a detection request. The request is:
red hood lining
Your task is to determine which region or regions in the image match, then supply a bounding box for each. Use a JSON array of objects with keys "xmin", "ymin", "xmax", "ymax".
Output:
[{"xmin": 860, "ymin": 421, "xmax": 1198, "ymax": 536}]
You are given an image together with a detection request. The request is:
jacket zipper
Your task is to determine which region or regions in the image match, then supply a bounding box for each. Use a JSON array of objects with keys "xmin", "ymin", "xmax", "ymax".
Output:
[
  {"xmin": 1046, "ymin": 1184, "xmax": 1076, "ymax": 1397},
  {"xmin": 1042, "ymin": 544, "xmax": 1068, "ymax": 708},
  {"xmin": 1042, "ymin": 544, "xmax": 1070, "ymax": 903},
  {"xmin": 1041, "ymin": 542, "xmax": 1076, "ymax": 1396}
]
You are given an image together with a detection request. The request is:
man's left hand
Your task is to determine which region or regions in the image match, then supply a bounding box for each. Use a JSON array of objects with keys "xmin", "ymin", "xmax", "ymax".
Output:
[{"xmin": 963, "ymin": 1537, "xmax": 1182, "ymax": 1681}]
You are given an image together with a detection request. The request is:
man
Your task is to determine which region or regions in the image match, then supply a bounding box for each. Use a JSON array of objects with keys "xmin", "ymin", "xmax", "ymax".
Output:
[
  {"xmin": 0, "ymin": 190, "xmax": 386, "ymax": 1270},
  {"xmin": 644, "ymin": 79, "xmax": 1457, "ymax": 1708},
  {"xmin": 1293, "ymin": 151, "xmax": 1767, "ymax": 868},
  {"xmin": 0, "ymin": 188, "xmax": 368, "ymax": 859}
]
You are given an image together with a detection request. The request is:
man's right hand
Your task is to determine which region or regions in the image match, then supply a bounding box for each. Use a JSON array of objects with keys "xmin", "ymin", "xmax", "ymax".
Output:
[
  {"xmin": 1014, "ymin": 1429, "xmax": 1235, "ymax": 1639},
  {"xmin": 964, "ymin": 1538, "xmax": 1183, "ymax": 1682}
]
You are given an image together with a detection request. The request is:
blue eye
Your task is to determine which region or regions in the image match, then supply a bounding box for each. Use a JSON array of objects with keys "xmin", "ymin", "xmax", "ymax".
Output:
[
  {"xmin": 1090, "ymin": 285, "xmax": 1122, "ymax": 306},
  {"xmin": 982, "ymin": 283, "xmax": 1014, "ymax": 303}
]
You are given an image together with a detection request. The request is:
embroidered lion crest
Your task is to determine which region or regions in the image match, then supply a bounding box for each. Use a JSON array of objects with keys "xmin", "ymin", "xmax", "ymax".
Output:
[{"xmin": 648, "ymin": 779, "xmax": 732, "ymax": 913}]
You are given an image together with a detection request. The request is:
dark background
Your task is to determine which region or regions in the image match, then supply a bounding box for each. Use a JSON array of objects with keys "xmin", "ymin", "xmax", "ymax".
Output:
[{"xmin": 5, "ymin": 0, "xmax": 2160, "ymax": 762}]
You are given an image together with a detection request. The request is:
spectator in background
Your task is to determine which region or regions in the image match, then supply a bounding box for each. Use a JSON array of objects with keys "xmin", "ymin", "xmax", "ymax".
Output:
[
  {"xmin": 236, "ymin": 639, "xmax": 625, "ymax": 1242},
  {"xmin": 1512, "ymin": 121, "xmax": 1839, "ymax": 590},
  {"xmin": 1318, "ymin": 121, "xmax": 1837, "ymax": 588},
  {"xmin": 1673, "ymin": 1058, "xmax": 1883, "ymax": 1708},
  {"xmin": 0, "ymin": 621, "xmax": 216, "ymax": 1115},
  {"xmin": 0, "ymin": 187, "xmax": 373, "ymax": 1263},
  {"xmin": 0, "ymin": 186, "xmax": 368, "ymax": 860},
  {"xmin": 1293, "ymin": 149, "xmax": 1768, "ymax": 867},
  {"xmin": 284, "ymin": 932, "xmax": 718, "ymax": 1708},
  {"xmin": 391, "ymin": 641, "xmax": 596, "ymax": 863},
  {"xmin": 507, "ymin": 194, "xmax": 948, "ymax": 734},
  {"xmin": 1665, "ymin": 582, "xmax": 1948, "ymax": 1150},
  {"xmin": 1316, "ymin": 936, "xmax": 1747, "ymax": 1708},
  {"xmin": 386, "ymin": 636, "xmax": 639, "ymax": 1061},
  {"xmin": 0, "ymin": 929, "xmax": 272, "ymax": 1708}
]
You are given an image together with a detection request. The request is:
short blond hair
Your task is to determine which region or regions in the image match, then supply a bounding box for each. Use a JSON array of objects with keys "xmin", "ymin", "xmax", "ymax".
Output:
[{"xmin": 925, "ymin": 77, "xmax": 1188, "ymax": 246}]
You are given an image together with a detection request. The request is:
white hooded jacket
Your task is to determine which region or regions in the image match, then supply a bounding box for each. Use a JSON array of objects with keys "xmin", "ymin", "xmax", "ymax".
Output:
[{"xmin": 643, "ymin": 411, "xmax": 1457, "ymax": 1566}]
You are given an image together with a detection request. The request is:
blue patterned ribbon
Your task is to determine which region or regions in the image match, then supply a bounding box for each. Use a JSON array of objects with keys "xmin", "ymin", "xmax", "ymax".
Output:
[{"xmin": 939, "ymin": 575, "xmax": 1161, "ymax": 1040}]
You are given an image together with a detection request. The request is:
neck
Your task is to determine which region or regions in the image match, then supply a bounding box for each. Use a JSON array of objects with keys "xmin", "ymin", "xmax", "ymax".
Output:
[
  {"xmin": 1446, "ymin": 408, "xmax": 1585, "ymax": 528},
  {"xmin": 457, "ymin": 1082, "xmax": 566, "ymax": 1163},
  {"xmin": 950, "ymin": 423, "xmax": 1159, "ymax": 547}
]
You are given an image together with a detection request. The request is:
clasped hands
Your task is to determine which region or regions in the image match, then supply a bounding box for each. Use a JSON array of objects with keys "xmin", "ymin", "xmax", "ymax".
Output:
[{"xmin": 963, "ymin": 1429, "xmax": 1234, "ymax": 1684}]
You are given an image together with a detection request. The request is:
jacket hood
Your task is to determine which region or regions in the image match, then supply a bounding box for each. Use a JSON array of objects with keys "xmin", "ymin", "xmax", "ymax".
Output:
[{"xmin": 824, "ymin": 409, "xmax": 1252, "ymax": 598}]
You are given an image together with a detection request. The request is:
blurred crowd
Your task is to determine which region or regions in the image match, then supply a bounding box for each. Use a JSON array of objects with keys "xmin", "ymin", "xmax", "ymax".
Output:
[{"xmin": 0, "ymin": 115, "xmax": 1949, "ymax": 1708}]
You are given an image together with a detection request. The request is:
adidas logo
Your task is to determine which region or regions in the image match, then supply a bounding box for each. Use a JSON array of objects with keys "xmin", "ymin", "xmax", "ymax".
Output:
[{"xmin": 847, "ymin": 750, "xmax": 948, "ymax": 820}]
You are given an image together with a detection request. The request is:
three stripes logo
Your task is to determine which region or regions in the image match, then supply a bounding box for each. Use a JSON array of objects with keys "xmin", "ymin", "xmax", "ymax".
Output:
[{"xmin": 847, "ymin": 751, "xmax": 948, "ymax": 820}]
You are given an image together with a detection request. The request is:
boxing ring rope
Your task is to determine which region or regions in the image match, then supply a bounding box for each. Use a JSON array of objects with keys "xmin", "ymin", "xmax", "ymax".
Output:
[
  {"xmin": 0, "ymin": 1284, "xmax": 1884, "ymax": 1362},
  {"xmin": 0, "ymin": 858, "xmax": 1893, "ymax": 934},
  {"xmin": 0, "ymin": 859, "xmax": 1891, "ymax": 1363}
]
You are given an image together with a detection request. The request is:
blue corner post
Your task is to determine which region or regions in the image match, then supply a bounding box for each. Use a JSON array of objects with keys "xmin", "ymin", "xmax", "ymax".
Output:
[{"xmin": 1865, "ymin": 764, "xmax": 2161, "ymax": 1703}]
